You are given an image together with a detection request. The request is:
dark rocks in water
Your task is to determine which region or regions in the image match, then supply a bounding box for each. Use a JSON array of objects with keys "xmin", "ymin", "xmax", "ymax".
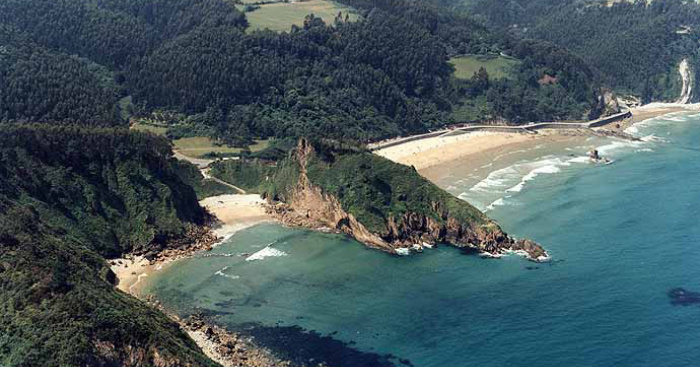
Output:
[
  {"xmin": 214, "ymin": 299, "xmax": 239, "ymax": 309},
  {"xmin": 512, "ymin": 239, "xmax": 548, "ymax": 261},
  {"xmin": 668, "ymin": 288, "xmax": 700, "ymax": 306},
  {"xmin": 525, "ymin": 266, "xmax": 540, "ymax": 270},
  {"xmin": 235, "ymin": 323, "xmax": 409, "ymax": 367},
  {"xmin": 459, "ymin": 247, "xmax": 482, "ymax": 256},
  {"xmin": 195, "ymin": 307, "xmax": 235, "ymax": 317}
]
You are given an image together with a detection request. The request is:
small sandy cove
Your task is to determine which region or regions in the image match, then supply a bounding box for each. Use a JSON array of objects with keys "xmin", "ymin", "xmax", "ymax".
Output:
[{"xmin": 111, "ymin": 194, "xmax": 274, "ymax": 295}]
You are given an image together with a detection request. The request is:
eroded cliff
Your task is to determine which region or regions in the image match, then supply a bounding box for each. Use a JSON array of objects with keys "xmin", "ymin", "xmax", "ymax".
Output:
[{"xmin": 266, "ymin": 139, "xmax": 548, "ymax": 261}]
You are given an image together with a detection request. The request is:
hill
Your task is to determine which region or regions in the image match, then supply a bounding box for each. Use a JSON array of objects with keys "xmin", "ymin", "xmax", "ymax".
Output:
[
  {"xmin": 1, "ymin": 0, "xmax": 606, "ymax": 150},
  {"xmin": 0, "ymin": 125, "xmax": 220, "ymax": 366},
  {"xmin": 211, "ymin": 139, "xmax": 548, "ymax": 259},
  {"xmin": 446, "ymin": 0, "xmax": 700, "ymax": 103}
]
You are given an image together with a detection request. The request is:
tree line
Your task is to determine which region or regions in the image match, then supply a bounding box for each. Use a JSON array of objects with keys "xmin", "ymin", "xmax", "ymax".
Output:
[
  {"xmin": 1, "ymin": 0, "xmax": 606, "ymax": 146},
  {"xmin": 448, "ymin": 0, "xmax": 700, "ymax": 103}
]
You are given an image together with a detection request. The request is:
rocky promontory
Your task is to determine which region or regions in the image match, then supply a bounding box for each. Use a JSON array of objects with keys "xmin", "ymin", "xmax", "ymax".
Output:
[{"xmin": 264, "ymin": 139, "xmax": 548, "ymax": 261}]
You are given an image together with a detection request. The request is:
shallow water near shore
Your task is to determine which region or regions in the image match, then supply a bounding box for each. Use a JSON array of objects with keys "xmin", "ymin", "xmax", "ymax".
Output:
[{"xmin": 144, "ymin": 112, "xmax": 700, "ymax": 367}]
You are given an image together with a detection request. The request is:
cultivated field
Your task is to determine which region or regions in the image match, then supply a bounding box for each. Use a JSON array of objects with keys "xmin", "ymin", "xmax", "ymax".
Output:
[
  {"xmin": 449, "ymin": 55, "xmax": 520, "ymax": 80},
  {"xmin": 245, "ymin": 0, "xmax": 358, "ymax": 32}
]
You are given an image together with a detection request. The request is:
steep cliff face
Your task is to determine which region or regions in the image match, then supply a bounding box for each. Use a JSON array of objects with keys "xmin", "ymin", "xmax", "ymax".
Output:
[
  {"xmin": 268, "ymin": 139, "xmax": 392, "ymax": 251},
  {"xmin": 268, "ymin": 139, "xmax": 548, "ymax": 261},
  {"xmin": 676, "ymin": 59, "xmax": 694, "ymax": 104}
]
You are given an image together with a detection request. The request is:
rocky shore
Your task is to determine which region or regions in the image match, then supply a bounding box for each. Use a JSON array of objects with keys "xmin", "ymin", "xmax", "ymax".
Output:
[
  {"xmin": 110, "ymin": 224, "xmax": 223, "ymax": 294},
  {"xmin": 137, "ymin": 294, "xmax": 300, "ymax": 367},
  {"xmin": 265, "ymin": 140, "xmax": 549, "ymax": 262},
  {"xmin": 144, "ymin": 224, "xmax": 221, "ymax": 261}
]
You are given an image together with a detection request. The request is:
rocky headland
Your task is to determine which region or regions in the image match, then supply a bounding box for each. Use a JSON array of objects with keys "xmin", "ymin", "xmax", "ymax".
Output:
[{"xmin": 264, "ymin": 139, "xmax": 548, "ymax": 261}]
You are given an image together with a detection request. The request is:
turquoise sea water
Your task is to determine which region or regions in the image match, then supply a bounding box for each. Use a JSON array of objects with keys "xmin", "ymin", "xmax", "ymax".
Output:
[{"xmin": 144, "ymin": 112, "xmax": 700, "ymax": 367}]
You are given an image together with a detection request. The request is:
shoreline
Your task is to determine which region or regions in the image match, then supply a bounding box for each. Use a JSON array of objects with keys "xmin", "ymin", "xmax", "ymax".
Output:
[
  {"xmin": 375, "ymin": 105, "xmax": 695, "ymax": 175},
  {"xmin": 110, "ymin": 194, "xmax": 275, "ymax": 296},
  {"xmin": 110, "ymin": 193, "xmax": 282, "ymax": 366}
]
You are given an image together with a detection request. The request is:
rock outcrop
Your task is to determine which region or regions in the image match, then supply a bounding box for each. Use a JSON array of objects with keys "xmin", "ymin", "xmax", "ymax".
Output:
[
  {"xmin": 267, "ymin": 139, "xmax": 549, "ymax": 262},
  {"xmin": 138, "ymin": 224, "xmax": 221, "ymax": 262}
]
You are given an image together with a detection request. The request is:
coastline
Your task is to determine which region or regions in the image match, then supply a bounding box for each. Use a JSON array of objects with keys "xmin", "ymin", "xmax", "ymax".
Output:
[
  {"xmin": 110, "ymin": 194, "xmax": 275, "ymax": 296},
  {"xmin": 604, "ymin": 105, "xmax": 694, "ymax": 133},
  {"xmin": 110, "ymin": 193, "xmax": 283, "ymax": 366},
  {"xmin": 114, "ymin": 105, "xmax": 693, "ymax": 367},
  {"xmin": 375, "ymin": 105, "xmax": 695, "ymax": 178}
]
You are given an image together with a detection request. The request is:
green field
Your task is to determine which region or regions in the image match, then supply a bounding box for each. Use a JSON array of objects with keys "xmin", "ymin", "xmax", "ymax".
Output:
[
  {"xmin": 245, "ymin": 0, "xmax": 358, "ymax": 32},
  {"xmin": 449, "ymin": 55, "xmax": 520, "ymax": 80},
  {"xmin": 131, "ymin": 121, "xmax": 168, "ymax": 135},
  {"xmin": 173, "ymin": 137, "xmax": 270, "ymax": 158}
]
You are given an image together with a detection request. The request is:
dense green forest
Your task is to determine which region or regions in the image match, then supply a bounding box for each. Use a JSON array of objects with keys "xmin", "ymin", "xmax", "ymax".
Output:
[
  {"xmin": 0, "ymin": 124, "xmax": 210, "ymax": 257},
  {"xmin": 446, "ymin": 0, "xmax": 700, "ymax": 103},
  {"xmin": 1, "ymin": 0, "xmax": 607, "ymax": 150},
  {"xmin": 0, "ymin": 125, "xmax": 219, "ymax": 366}
]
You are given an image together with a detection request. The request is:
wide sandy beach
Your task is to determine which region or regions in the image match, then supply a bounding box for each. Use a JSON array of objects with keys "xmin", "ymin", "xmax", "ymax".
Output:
[
  {"xmin": 111, "ymin": 194, "xmax": 274, "ymax": 295},
  {"xmin": 375, "ymin": 106, "xmax": 695, "ymax": 179}
]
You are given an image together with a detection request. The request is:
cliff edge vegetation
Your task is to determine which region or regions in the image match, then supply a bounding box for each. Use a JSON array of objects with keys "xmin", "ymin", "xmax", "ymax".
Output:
[{"xmin": 211, "ymin": 139, "xmax": 547, "ymax": 260}]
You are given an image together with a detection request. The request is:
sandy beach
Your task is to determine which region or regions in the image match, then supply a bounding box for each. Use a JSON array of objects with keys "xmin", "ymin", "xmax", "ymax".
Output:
[
  {"xmin": 111, "ymin": 194, "xmax": 275, "ymax": 295},
  {"xmin": 375, "ymin": 131, "xmax": 538, "ymax": 170},
  {"xmin": 375, "ymin": 105, "xmax": 696, "ymax": 177}
]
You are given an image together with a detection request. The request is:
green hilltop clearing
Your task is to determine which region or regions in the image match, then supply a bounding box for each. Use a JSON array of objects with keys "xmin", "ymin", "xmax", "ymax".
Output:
[
  {"xmin": 131, "ymin": 122, "xmax": 271, "ymax": 159},
  {"xmin": 449, "ymin": 55, "xmax": 520, "ymax": 80},
  {"xmin": 172, "ymin": 137, "xmax": 270, "ymax": 158},
  {"xmin": 243, "ymin": 0, "xmax": 359, "ymax": 32}
]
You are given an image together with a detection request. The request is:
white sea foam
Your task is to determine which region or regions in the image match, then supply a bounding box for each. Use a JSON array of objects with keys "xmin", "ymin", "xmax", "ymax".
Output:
[
  {"xmin": 625, "ymin": 109, "xmax": 698, "ymax": 136},
  {"xmin": 506, "ymin": 164, "xmax": 562, "ymax": 193},
  {"xmin": 625, "ymin": 125, "xmax": 639, "ymax": 135},
  {"xmin": 469, "ymin": 166, "xmax": 518, "ymax": 192},
  {"xmin": 567, "ymin": 156, "xmax": 591, "ymax": 164},
  {"xmin": 485, "ymin": 196, "xmax": 515, "ymax": 211},
  {"xmin": 486, "ymin": 198, "xmax": 506, "ymax": 211},
  {"xmin": 596, "ymin": 140, "xmax": 643, "ymax": 156},
  {"xmin": 665, "ymin": 116, "xmax": 688, "ymax": 122},
  {"xmin": 215, "ymin": 266, "xmax": 240, "ymax": 280},
  {"xmin": 640, "ymin": 134, "xmax": 667, "ymax": 143},
  {"xmin": 246, "ymin": 242, "xmax": 286, "ymax": 261}
]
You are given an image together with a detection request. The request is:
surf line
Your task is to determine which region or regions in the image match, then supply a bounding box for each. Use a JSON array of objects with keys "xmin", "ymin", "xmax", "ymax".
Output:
[
  {"xmin": 246, "ymin": 241, "xmax": 286, "ymax": 262},
  {"xmin": 214, "ymin": 266, "xmax": 240, "ymax": 280}
]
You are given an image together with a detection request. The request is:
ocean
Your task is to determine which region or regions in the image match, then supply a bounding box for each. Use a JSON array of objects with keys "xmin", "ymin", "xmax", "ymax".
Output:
[{"xmin": 143, "ymin": 111, "xmax": 700, "ymax": 367}]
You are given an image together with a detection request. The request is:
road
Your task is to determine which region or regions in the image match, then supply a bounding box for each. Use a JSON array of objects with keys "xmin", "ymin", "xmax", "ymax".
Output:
[
  {"xmin": 369, "ymin": 110, "xmax": 631, "ymax": 151},
  {"xmin": 201, "ymin": 168, "xmax": 247, "ymax": 194}
]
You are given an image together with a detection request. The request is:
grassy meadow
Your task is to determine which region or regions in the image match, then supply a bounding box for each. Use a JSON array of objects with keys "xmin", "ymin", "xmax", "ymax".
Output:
[
  {"xmin": 131, "ymin": 122, "xmax": 271, "ymax": 158},
  {"xmin": 245, "ymin": 0, "xmax": 358, "ymax": 32},
  {"xmin": 131, "ymin": 121, "xmax": 168, "ymax": 135},
  {"xmin": 449, "ymin": 55, "xmax": 520, "ymax": 80},
  {"xmin": 173, "ymin": 137, "xmax": 270, "ymax": 158}
]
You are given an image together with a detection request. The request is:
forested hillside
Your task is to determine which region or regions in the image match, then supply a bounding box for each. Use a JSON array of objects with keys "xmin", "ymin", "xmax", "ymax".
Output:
[
  {"xmin": 1, "ymin": 0, "xmax": 606, "ymax": 150},
  {"xmin": 446, "ymin": 0, "xmax": 700, "ymax": 103},
  {"xmin": 0, "ymin": 27, "xmax": 121, "ymax": 125},
  {"xmin": 0, "ymin": 125, "xmax": 219, "ymax": 366}
]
